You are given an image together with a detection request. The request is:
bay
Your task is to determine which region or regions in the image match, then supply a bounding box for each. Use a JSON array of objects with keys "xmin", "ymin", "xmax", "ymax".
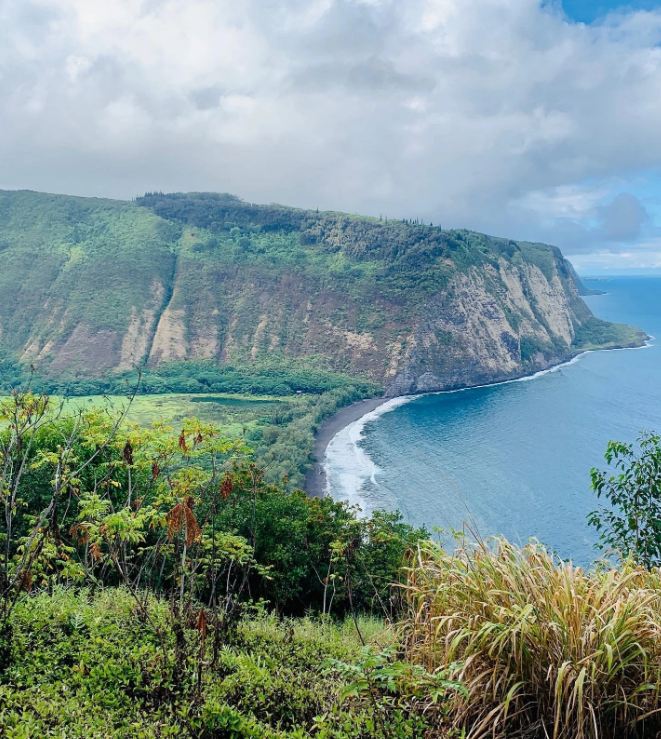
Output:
[{"xmin": 325, "ymin": 277, "xmax": 661, "ymax": 564}]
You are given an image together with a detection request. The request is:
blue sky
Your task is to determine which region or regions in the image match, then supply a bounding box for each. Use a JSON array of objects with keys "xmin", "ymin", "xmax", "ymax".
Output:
[{"xmin": 563, "ymin": 0, "xmax": 661, "ymax": 23}]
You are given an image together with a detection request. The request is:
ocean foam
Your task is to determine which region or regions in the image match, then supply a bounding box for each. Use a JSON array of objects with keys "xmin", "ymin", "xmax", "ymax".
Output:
[
  {"xmin": 324, "ymin": 396, "xmax": 412, "ymax": 515},
  {"xmin": 323, "ymin": 338, "xmax": 655, "ymax": 513}
]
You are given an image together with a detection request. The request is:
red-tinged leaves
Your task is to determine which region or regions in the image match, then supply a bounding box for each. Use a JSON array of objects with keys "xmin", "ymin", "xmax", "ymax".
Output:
[
  {"xmin": 166, "ymin": 495, "xmax": 201, "ymax": 546},
  {"xmin": 151, "ymin": 461, "xmax": 161, "ymax": 481},
  {"xmin": 178, "ymin": 430, "xmax": 188, "ymax": 452},
  {"xmin": 196, "ymin": 608, "xmax": 207, "ymax": 638},
  {"xmin": 195, "ymin": 432, "xmax": 203, "ymax": 445},
  {"xmin": 184, "ymin": 507, "xmax": 200, "ymax": 546},
  {"xmin": 18, "ymin": 571, "xmax": 33, "ymax": 593},
  {"xmin": 166, "ymin": 503, "xmax": 184, "ymax": 541},
  {"xmin": 220, "ymin": 474, "xmax": 233, "ymax": 500},
  {"xmin": 122, "ymin": 441, "xmax": 133, "ymax": 466},
  {"xmin": 90, "ymin": 542, "xmax": 103, "ymax": 561},
  {"xmin": 69, "ymin": 523, "xmax": 89, "ymax": 544}
]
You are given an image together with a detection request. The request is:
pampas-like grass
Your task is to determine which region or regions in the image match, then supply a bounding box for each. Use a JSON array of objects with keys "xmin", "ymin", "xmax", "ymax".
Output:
[{"xmin": 402, "ymin": 538, "xmax": 661, "ymax": 739}]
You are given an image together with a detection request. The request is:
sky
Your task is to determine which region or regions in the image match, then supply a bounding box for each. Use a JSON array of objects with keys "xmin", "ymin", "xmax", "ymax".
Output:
[{"xmin": 2, "ymin": 1, "xmax": 661, "ymax": 273}]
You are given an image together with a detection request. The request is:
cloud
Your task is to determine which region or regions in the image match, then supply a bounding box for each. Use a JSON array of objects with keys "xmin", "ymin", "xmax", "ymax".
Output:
[
  {"xmin": 511, "ymin": 186, "xmax": 653, "ymax": 254},
  {"xmin": 1, "ymin": 0, "xmax": 661, "ymax": 266},
  {"xmin": 598, "ymin": 193, "xmax": 649, "ymax": 241}
]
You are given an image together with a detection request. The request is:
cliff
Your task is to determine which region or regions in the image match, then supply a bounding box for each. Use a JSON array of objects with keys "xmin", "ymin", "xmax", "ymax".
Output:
[{"xmin": 0, "ymin": 190, "xmax": 646, "ymax": 395}]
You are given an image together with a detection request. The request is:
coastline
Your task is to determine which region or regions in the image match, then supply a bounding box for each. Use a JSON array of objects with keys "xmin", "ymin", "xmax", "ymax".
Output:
[
  {"xmin": 305, "ymin": 397, "xmax": 389, "ymax": 498},
  {"xmin": 304, "ymin": 333, "xmax": 651, "ymax": 500}
]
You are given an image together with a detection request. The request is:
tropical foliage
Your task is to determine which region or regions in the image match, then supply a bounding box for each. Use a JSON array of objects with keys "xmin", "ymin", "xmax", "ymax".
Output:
[
  {"xmin": 0, "ymin": 390, "xmax": 448, "ymax": 737},
  {"xmin": 2, "ymin": 589, "xmax": 441, "ymax": 739},
  {"xmin": 588, "ymin": 432, "xmax": 661, "ymax": 567},
  {"xmin": 403, "ymin": 536, "xmax": 661, "ymax": 739},
  {"xmin": 4, "ymin": 385, "xmax": 661, "ymax": 738}
]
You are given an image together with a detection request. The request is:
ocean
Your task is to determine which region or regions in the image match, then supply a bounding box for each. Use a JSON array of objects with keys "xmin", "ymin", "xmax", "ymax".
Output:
[{"xmin": 324, "ymin": 277, "xmax": 661, "ymax": 564}]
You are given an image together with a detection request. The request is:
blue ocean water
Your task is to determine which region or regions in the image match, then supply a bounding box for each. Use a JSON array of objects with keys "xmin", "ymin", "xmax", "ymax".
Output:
[{"xmin": 325, "ymin": 277, "xmax": 661, "ymax": 564}]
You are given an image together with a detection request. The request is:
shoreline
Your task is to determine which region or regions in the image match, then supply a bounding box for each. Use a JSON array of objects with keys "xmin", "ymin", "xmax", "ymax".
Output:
[
  {"xmin": 304, "ymin": 334, "xmax": 651, "ymax": 499},
  {"xmin": 305, "ymin": 397, "xmax": 389, "ymax": 498}
]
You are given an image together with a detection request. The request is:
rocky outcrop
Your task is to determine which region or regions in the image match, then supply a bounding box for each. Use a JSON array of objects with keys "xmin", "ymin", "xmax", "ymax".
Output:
[{"xmin": 382, "ymin": 260, "xmax": 588, "ymax": 395}]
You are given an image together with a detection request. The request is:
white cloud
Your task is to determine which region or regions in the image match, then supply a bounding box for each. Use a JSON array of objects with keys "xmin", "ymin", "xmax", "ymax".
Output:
[
  {"xmin": 1, "ymin": 0, "xmax": 661, "ymax": 265},
  {"xmin": 570, "ymin": 247, "xmax": 661, "ymax": 272}
]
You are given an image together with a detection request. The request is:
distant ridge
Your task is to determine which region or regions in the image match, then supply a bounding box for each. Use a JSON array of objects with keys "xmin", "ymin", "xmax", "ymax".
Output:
[{"xmin": 0, "ymin": 189, "xmax": 647, "ymax": 396}]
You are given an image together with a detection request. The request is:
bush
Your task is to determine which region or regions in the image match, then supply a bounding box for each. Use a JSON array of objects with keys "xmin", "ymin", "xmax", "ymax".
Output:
[
  {"xmin": 403, "ymin": 537, "xmax": 661, "ymax": 739},
  {"xmin": 0, "ymin": 587, "xmax": 436, "ymax": 739},
  {"xmin": 588, "ymin": 433, "xmax": 661, "ymax": 567}
]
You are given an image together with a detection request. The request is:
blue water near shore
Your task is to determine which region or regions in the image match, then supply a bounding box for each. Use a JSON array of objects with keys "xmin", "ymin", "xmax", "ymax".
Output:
[{"xmin": 325, "ymin": 277, "xmax": 661, "ymax": 564}]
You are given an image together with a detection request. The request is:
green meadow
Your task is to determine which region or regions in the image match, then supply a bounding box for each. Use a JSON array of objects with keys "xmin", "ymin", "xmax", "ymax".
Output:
[
  {"xmin": 0, "ymin": 384, "xmax": 367, "ymax": 489},
  {"xmin": 54, "ymin": 392, "xmax": 289, "ymax": 438}
]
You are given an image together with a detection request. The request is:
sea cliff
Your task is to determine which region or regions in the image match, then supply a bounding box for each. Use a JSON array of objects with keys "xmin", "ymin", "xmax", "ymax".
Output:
[{"xmin": 0, "ymin": 190, "xmax": 646, "ymax": 395}]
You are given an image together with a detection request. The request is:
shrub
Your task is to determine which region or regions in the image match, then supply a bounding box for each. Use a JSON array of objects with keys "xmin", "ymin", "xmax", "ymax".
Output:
[
  {"xmin": 588, "ymin": 433, "xmax": 661, "ymax": 567},
  {"xmin": 0, "ymin": 587, "xmax": 434, "ymax": 739},
  {"xmin": 402, "ymin": 537, "xmax": 661, "ymax": 739}
]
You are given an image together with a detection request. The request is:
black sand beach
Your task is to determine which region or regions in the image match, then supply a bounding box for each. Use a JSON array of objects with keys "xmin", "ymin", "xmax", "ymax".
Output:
[{"xmin": 305, "ymin": 397, "xmax": 388, "ymax": 498}]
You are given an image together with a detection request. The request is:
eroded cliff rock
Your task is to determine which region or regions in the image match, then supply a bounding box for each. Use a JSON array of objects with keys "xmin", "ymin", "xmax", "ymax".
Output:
[{"xmin": 0, "ymin": 190, "xmax": 646, "ymax": 393}]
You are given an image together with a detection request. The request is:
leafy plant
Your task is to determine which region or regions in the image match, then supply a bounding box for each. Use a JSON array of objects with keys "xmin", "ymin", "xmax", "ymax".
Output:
[
  {"xmin": 323, "ymin": 644, "xmax": 464, "ymax": 709},
  {"xmin": 0, "ymin": 588, "xmax": 432, "ymax": 738},
  {"xmin": 588, "ymin": 433, "xmax": 661, "ymax": 567}
]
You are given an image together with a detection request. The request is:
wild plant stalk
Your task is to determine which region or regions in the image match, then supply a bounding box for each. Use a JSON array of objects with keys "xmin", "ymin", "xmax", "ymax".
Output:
[
  {"xmin": 402, "ymin": 537, "xmax": 661, "ymax": 739},
  {"xmin": 0, "ymin": 387, "xmax": 138, "ymax": 667}
]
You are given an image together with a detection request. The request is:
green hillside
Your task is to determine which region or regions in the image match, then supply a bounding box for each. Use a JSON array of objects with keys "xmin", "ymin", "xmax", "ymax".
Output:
[{"xmin": 0, "ymin": 189, "xmax": 646, "ymax": 398}]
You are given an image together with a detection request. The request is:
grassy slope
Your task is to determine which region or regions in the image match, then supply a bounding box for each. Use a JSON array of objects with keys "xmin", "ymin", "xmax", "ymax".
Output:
[
  {"xmin": 0, "ymin": 190, "xmax": 177, "ymax": 357},
  {"xmin": 1, "ymin": 189, "xmax": 643, "ymax": 389}
]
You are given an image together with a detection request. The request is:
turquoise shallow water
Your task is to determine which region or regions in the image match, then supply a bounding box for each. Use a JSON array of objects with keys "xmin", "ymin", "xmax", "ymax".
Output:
[{"xmin": 325, "ymin": 277, "xmax": 661, "ymax": 564}]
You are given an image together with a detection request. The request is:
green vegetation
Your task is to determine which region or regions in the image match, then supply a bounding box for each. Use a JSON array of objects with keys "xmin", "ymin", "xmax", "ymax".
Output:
[
  {"xmin": 20, "ymin": 358, "xmax": 378, "ymax": 399},
  {"xmin": 589, "ymin": 433, "xmax": 661, "ymax": 567},
  {"xmin": 572, "ymin": 316, "xmax": 646, "ymax": 351},
  {"xmin": 53, "ymin": 392, "xmax": 284, "ymax": 438},
  {"xmin": 3, "ymin": 390, "xmax": 661, "ymax": 737},
  {"xmin": 0, "ymin": 189, "xmax": 644, "ymax": 404},
  {"xmin": 0, "ymin": 393, "xmax": 425, "ymax": 617},
  {"xmin": 0, "ymin": 391, "xmax": 445, "ymax": 738},
  {"xmin": 0, "ymin": 190, "xmax": 176, "ymax": 358},
  {"xmin": 37, "ymin": 383, "xmax": 370, "ymax": 489},
  {"xmin": 3, "ymin": 590, "xmax": 436, "ymax": 738}
]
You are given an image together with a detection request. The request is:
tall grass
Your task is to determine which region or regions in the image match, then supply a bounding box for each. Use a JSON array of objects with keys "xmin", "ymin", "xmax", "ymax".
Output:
[{"xmin": 402, "ymin": 538, "xmax": 661, "ymax": 739}]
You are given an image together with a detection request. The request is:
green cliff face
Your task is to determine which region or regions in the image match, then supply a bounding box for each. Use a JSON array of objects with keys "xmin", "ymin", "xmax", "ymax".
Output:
[{"xmin": 0, "ymin": 190, "xmax": 646, "ymax": 395}]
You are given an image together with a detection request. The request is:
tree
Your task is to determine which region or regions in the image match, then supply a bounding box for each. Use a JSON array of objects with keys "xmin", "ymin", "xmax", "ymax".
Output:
[
  {"xmin": 0, "ymin": 391, "xmax": 135, "ymax": 666},
  {"xmin": 588, "ymin": 433, "xmax": 661, "ymax": 567}
]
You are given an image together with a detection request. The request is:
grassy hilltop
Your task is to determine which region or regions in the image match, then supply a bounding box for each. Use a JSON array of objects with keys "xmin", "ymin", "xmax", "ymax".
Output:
[{"xmin": 0, "ymin": 189, "xmax": 646, "ymax": 398}]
